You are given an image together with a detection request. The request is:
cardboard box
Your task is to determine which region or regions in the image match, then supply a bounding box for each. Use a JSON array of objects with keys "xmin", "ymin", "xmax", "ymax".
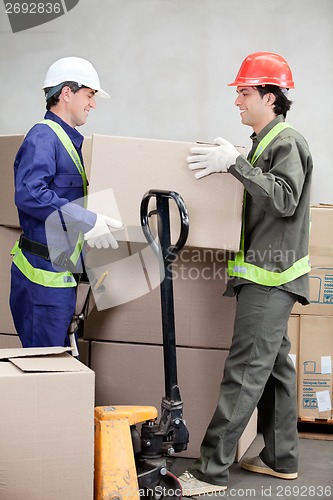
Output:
[
  {"xmin": 288, "ymin": 314, "xmax": 300, "ymax": 375},
  {"xmin": 90, "ymin": 341, "xmax": 257, "ymax": 460},
  {"xmin": 0, "ymin": 347, "xmax": 95, "ymax": 500},
  {"xmin": 235, "ymin": 408, "xmax": 258, "ymax": 462},
  {"xmin": 308, "ymin": 205, "xmax": 333, "ymax": 268},
  {"xmin": 292, "ymin": 268, "xmax": 333, "ymax": 316},
  {"xmin": 293, "ymin": 205, "xmax": 333, "ymax": 316},
  {"xmin": 298, "ymin": 316, "xmax": 333, "ymax": 420},
  {"xmin": 0, "ymin": 134, "xmax": 95, "ymax": 229},
  {"xmin": 82, "ymin": 136, "xmax": 93, "ymax": 179},
  {"xmin": 84, "ymin": 248, "xmax": 236, "ymax": 349},
  {"xmin": 0, "ymin": 134, "xmax": 24, "ymax": 227},
  {"xmin": 0, "ymin": 225, "xmax": 22, "ymax": 334},
  {"xmin": 78, "ymin": 337, "xmax": 90, "ymax": 367},
  {"xmin": 0, "ymin": 333, "xmax": 21, "ymax": 348},
  {"xmin": 87, "ymin": 135, "xmax": 244, "ymax": 251}
]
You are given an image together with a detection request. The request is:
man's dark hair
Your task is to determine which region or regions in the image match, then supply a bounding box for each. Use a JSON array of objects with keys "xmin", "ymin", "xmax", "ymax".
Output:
[
  {"xmin": 44, "ymin": 81, "xmax": 81, "ymax": 111},
  {"xmin": 256, "ymin": 85, "xmax": 292, "ymax": 118}
]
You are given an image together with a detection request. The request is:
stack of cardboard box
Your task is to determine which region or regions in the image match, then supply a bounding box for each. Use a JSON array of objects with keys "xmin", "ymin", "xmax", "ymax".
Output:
[
  {"xmin": 0, "ymin": 134, "xmax": 24, "ymax": 348},
  {"xmin": 0, "ymin": 135, "xmax": 95, "ymax": 500},
  {"xmin": 291, "ymin": 205, "xmax": 333, "ymax": 422},
  {"xmin": 0, "ymin": 132, "xmax": 257, "ymax": 467},
  {"xmin": 83, "ymin": 134, "xmax": 259, "ymax": 459}
]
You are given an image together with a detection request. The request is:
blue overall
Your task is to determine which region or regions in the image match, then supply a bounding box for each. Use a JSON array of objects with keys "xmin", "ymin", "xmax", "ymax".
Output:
[{"xmin": 10, "ymin": 111, "xmax": 96, "ymax": 347}]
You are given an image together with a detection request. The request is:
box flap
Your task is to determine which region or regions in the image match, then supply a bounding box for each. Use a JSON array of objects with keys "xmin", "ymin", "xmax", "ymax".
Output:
[
  {"xmin": 0, "ymin": 346, "xmax": 88, "ymax": 373},
  {"xmin": 0, "ymin": 346, "xmax": 72, "ymax": 360},
  {"xmin": 311, "ymin": 204, "xmax": 333, "ymax": 208},
  {"xmin": 9, "ymin": 352, "xmax": 87, "ymax": 373}
]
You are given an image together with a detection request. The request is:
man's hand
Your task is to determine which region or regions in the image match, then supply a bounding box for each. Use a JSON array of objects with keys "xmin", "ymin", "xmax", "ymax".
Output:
[
  {"xmin": 84, "ymin": 214, "xmax": 123, "ymax": 249},
  {"xmin": 187, "ymin": 137, "xmax": 240, "ymax": 179}
]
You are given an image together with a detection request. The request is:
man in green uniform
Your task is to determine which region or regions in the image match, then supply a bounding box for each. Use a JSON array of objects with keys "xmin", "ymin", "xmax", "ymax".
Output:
[{"xmin": 178, "ymin": 52, "xmax": 313, "ymax": 496}]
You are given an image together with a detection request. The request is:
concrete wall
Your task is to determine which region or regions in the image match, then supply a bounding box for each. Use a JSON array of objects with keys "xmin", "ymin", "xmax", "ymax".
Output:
[{"xmin": 0, "ymin": 0, "xmax": 332, "ymax": 204}]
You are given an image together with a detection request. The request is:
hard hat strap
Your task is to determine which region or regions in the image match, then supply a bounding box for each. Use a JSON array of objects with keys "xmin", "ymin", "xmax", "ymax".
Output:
[
  {"xmin": 45, "ymin": 82, "xmax": 65, "ymax": 101},
  {"xmin": 45, "ymin": 81, "xmax": 84, "ymax": 101}
]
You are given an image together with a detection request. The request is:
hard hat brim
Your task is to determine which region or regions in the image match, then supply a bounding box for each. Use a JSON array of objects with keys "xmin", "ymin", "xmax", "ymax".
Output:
[
  {"xmin": 95, "ymin": 88, "xmax": 110, "ymax": 99},
  {"xmin": 227, "ymin": 78, "xmax": 294, "ymax": 89},
  {"xmin": 42, "ymin": 84, "xmax": 111, "ymax": 99}
]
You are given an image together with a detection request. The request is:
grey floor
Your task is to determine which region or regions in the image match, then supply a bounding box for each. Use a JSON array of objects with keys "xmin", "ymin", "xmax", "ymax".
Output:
[{"xmin": 170, "ymin": 433, "xmax": 333, "ymax": 499}]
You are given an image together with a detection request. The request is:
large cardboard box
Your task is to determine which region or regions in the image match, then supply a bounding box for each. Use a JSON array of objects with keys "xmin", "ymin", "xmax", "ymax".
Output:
[
  {"xmin": 293, "ymin": 205, "xmax": 333, "ymax": 316},
  {"xmin": 84, "ymin": 248, "xmax": 236, "ymax": 349},
  {"xmin": 0, "ymin": 134, "xmax": 24, "ymax": 227},
  {"xmin": 0, "ymin": 225, "xmax": 22, "ymax": 335},
  {"xmin": 87, "ymin": 135, "xmax": 244, "ymax": 251},
  {"xmin": 292, "ymin": 268, "xmax": 333, "ymax": 316},
  {"xmin": 288, "ymin": 314, "xmax": 300, "ymax": 376},
  {"xmin": 90, "ymin": 341, "xmax": 257, "ymax": 460},
  {"xmin": 78, "ymin": 337, "xmax": 90, "ymax": 367},
  {"xmin": 1, "ymin": 133, "xmax": 244, "ymax": 248},
  {"xmin": 0, "ymin": 134, "xmax": 93, "ymax": 228},
  {"xmin": 298, "ymin": 316, "xmax": 333, "ymax": 421},
  {"xmin": 308, "ymin": 205, "xmax": 333, "ymax": 268},
  {"xmin": 0, "ymin": 333, "xmax": 21, "ymax": 348},
  {"xmin": 82, "ymin": 136, "xmax": 92, "ymax": 178},
  {"xmin": 0, "ymin": 347, "xmax": 95, "ymax": 500}
]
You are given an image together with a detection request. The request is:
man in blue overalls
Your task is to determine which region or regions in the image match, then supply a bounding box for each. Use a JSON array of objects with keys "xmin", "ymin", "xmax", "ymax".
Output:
[{"xmin": 10, "ymin": 56, "xmax": 122, "ymax": 349}]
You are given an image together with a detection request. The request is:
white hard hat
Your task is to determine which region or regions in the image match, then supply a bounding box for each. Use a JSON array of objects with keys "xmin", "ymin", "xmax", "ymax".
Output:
[{"xmin": 43, "ymin": 56, "xmax": 110, "ymax": 99}]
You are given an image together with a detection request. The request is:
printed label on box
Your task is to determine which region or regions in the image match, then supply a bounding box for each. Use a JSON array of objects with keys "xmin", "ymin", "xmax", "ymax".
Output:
[
  {"xmin": 302, "ymin": 373, "xmax": 331, "ymax": 410},
  {"xmin": 316, "ymin": 390, "xmax": 332, "ymax": 412},
  {"xmin": 309, "ymin": 270, "xmax": 333, "ymax": 304},
  {"xmin": 321, "ymin": 356, "xmax": 332, "ymax": 375},
  {"xmin": 288, "ymin": 353, "xmax": 297, "ymax": 368}
]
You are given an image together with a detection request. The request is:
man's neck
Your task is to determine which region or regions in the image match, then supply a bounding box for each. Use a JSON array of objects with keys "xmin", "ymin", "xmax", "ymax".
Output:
[
  {"xmin": 253, "ymin": 114, "xmax": 278, "ymax": 135},
  {"xmin": 49, "ymin": 106, "xmax": 75, "ymax": 128}
]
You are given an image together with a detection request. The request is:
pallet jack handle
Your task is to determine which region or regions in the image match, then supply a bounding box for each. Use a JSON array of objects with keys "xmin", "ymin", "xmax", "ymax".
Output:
[
  {"xmin": 141, "ymin": 190, "xmax": 189, "ymax": 401},
  {"xmin": 141, "ymin": 189, "xmax": 189, "ymax": 262},
  {"xmin": 140, "ymin": 190, "xmax": 189, "ymax": 455}
]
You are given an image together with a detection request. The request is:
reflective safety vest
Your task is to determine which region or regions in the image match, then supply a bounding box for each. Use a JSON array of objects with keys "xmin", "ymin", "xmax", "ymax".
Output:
[
  {"xmin": 228, "ymin": 122, "xmax": 311, "ymax": 286},
  {"xmin": 12, "ymin": 119, "xmax": 88, "ymax": 288}
]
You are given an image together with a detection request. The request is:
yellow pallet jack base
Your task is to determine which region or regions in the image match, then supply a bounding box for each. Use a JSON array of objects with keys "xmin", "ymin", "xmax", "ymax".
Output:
[{"xmin": 94, "ymin": 405, "xmax": 158, "ymax": 500}]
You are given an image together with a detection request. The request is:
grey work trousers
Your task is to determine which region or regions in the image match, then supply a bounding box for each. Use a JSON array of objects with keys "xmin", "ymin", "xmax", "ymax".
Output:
[{"xmin": 189, "ymin": 284, "xmax": 298, "ymax": 486}]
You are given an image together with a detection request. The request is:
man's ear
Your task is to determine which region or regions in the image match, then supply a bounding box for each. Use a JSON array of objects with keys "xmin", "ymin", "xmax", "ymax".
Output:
[
  {"xmin": 266, "ymin": 92, "xmax": 276, "ymax": 105},
  {"xmin": 61, "ymin": 85, "xmax": 72, "ymax": 102}
]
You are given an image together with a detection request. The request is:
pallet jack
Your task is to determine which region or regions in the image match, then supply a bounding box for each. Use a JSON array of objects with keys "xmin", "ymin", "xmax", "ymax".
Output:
[{"xmin": 94, "ymin": 190, "xmax": 190, "ymax": 499}]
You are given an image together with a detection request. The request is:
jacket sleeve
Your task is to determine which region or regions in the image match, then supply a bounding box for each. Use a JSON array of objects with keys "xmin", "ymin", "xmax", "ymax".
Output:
[{"xmin": 229, "ymin": 135, "xmax": 311, "ymax": 218}]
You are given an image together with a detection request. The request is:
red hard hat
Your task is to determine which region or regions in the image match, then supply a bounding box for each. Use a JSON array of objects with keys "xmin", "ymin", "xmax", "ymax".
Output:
[{"xmin": 228, "ymin": 52, "xmax": 295, "ymax": 89}]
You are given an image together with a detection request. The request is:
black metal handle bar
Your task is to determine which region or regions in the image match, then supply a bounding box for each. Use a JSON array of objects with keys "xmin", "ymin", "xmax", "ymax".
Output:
[
  {"xmin": 140, "ymin": 190, "xmax": 189, "ymax": 263},
  {"xmin": 140, "ymin": 189, "xmax": 189, "ymax": 402}
]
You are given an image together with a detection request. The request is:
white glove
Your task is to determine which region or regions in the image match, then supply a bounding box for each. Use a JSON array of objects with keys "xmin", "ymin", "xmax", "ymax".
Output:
[
  {"xmin": 84, "ymin": 214, "xmax": 123, "ymax": 249},
  {"xmin": 187, "ymin": 137, "xmax": 241, "ymax": 179}
]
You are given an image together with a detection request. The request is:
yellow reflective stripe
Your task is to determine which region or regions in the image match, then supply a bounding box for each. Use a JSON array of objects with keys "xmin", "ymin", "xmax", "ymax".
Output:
[
  {"xmin": 12, "ymin": 245, "xmax": 76, "ymax": 288},
  {"xmin": 250, "ymin": 122, "xmax": 293, "ymax": 166},
  {"xmin": 228, "ymin": 255, "xmax": 311, "ymax": 286},
  {"xmin": 70, "ymin": 233, "xmax": 84, "ymax": 266}
]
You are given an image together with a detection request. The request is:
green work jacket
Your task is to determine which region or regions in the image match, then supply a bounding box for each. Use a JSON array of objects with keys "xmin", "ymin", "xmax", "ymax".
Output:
[{"xmin": 227, "ymin": 115, "xmax": 313, "ymax": 304}]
